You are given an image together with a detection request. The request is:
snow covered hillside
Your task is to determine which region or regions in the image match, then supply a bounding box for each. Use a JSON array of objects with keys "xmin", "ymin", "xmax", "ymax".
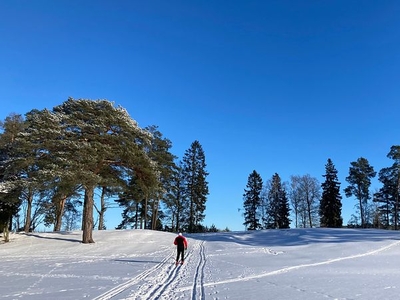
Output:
[{"xmin": 1, "ymin": 228, "xmax": 400, "ymax": 299}]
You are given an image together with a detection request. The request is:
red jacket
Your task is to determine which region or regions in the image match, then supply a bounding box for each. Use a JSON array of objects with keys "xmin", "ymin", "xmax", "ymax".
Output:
[{"xmin": 174, "ymin": 235, "xmax": 188, "ymax": 250}]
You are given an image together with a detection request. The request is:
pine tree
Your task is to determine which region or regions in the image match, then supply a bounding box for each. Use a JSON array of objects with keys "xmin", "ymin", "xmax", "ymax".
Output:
[
  {"xmin": 164, "ymin": 162, "xmax": 186, "ymax": 232},
  {"xmin": 265, "ymin": 173, "xmax": 290, "ymax": 229},
  {"xmin": 181, "ymin": 141, "xmax": 209, "ymax": 233},
  {"xmin": 50, "ymin": 98, "xmax": 156, "ymax": 243},
  {"xmin": 386, "ymin": 146, "xmax": 400, "ymax": 229},
  {"xmin": 143, "ymin": 125, "xmax": 177, "ymax": 230},
  {"xmin": 243, "ymin": 170, "xmax": 263, "ymax": 230},
  {"xmin": 373, "ymin": 166, "xmax": 398, "ymax": 228},
  {"xmin": 320, "ymin": 159, "xmax": 343, "ymax": 227},
  {"xmin": 0, "ymin": 114, "xmax": 24, "ymax": 241},
  {"xmin": 344, "ymin": 157, "xmax": 376, "ymax": 228}
]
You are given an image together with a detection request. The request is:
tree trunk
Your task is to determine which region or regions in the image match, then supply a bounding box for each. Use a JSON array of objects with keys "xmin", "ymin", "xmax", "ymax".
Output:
[
  {"xmin": 144, "ymin": 196, "xmax": 148, "ymax": 229},
  {"xmin": 54, "ymin": 196, "xmax": 67, "ymax": 231},
  {"xmin": 82, "ymin": 187, "xmax": 95, "ymax": 243},
  {"xmin": 24, "ymin": 191, "xmax": 33, "ymax": 233},
  {"xmin": 151, "ymin": 199, "xmax": 159, "ymax": 230},
  {"xmin": 135, "ymin": 202, "xmax": 139, "ymax": 229},
  {"xmin": 8, "ymin": 215, "xmax": 12, "ymax": 232},
  {"xmin": 307, "ymin": 196, "xmax": 313, "ymax": 228},
  {"xmin": 98, "ymin": 187, "xmax": 106, "ymax": 230},
  {"xmin": 2, "ymin": 220, "xmax": 10, "ymax": 242}
]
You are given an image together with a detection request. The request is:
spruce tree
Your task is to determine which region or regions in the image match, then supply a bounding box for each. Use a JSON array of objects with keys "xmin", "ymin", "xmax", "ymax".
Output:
[
  {"xmin": 243, "ymin": 170, "xmax": 263, "ymax": 230},
  {"xmin": 181, "ymin": 140, "xmax": 209, "ymax": 233},
  {"xmin": 320, "ymin": 159, "xmax": 343, "ymax": 227},
  {"xmin": 265, "ymin": 173, "xmax": 290, "ymax": 229}
]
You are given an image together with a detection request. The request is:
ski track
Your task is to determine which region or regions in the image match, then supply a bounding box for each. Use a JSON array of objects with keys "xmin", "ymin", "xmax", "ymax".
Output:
[
  {"xmin": 190, "ymin": 241, "xmax": 206, "ymax": 300},
  {"xmin": 177, "ymin": 239, "xmax": 400, "ymax": 292},
  {"xmin": 92, "ymin": 251, "xmax": 174, "ymax": 300},
  {"xmin": 93, "ymin": 237, "xmax": 400, "ymax": 299},
  {"xmin": 92, "ymin": 239, "xmax": 208, "ymax": 300}
]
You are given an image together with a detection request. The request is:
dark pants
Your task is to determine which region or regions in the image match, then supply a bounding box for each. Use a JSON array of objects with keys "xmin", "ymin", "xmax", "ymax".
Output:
[{"xmin": 176, "ymin": 248, "xmax": 185, "ymax": 262}]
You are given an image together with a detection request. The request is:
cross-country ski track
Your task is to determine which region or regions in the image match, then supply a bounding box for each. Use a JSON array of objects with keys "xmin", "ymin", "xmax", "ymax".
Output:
[
  {"xmin": 3, "ymin": 228, "xmax": 400, "ymax": 300},
  {"xmin": 92, "ymin": 233, "xmax": 400, "ymax": 300},
  {"xmin": 93, "ymin": 239, "xmax": 208, "ymax": 300}
]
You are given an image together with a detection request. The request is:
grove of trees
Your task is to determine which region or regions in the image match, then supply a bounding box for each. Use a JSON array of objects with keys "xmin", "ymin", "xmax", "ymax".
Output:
[
  {"xmin": 0, "ymin": 98, "xmax": 209, "ymax": 243},
  {"xmin": 2, "ymin": 98, "xmax": 400, "ymax": 242},
  {"xmin": 243, "ymin": 153, "xmax": 400, "ymax": 231}
]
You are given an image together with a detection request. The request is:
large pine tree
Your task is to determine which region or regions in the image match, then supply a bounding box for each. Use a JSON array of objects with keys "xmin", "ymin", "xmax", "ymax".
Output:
[
  {"xmin": 344, "ymin": 157, "xmax": 376, "ymax": 228},
  {"xmin": 373, "ymin": 165, "xmax": 398, "ymax": 228},
  {"xmin": 386, "ymin": 146, "xmax": 400, "ymax": 229},
  {"xmin": 181, "ymin": 140, "xmax": 209, "ymax": 233},
  {"xmin": 243, "ymin": 170, "xmax": 263, "ymax": 230},
  {"xmin": 0, "ymin": 114, "xmax": 25, "ymax": 241},
  {"xmin": 21, "ymin": 98, "xmax": 155, "ymax": 243},
  {"xmin": 320, "ymin": 159, "xmax": 343, "ymax": 227}
]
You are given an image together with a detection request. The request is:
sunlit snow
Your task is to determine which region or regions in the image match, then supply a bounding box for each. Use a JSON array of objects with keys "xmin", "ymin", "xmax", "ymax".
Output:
[{"xmin": 1, "ymin": 228, "xmax": 400, "ymax": 299}]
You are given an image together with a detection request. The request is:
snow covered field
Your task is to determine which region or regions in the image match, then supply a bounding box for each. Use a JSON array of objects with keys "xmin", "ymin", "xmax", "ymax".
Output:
[{"xmin": 1, "ymin": 228, "xmax": 400, "ymax": 300}]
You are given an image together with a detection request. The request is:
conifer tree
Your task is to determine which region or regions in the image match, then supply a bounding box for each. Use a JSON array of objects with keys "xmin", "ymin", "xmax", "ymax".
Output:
[
  {"xmin": 143, "ymin": 125, "xmax": 177, "ymax": 230},
  {"xmin": 0, "ymin": 114, "xmax": 25, "ymax": 241},
  {"xmin": 27, "ymin": 98, "xmax": 155, "ymax": 243},
  {"xmin": 386, "ymin": 146, "xmax": 400, "ymax": 229},
  {"xmin": 181, "ymin": 141, "xmax": 209, "ymax": 233},
  {"xmin": 164, "ymin": 162, "xmax": 185, "ymax": 232},
  {"xmin": 265, "ymin": 173, "xmax": 290, "ymax": 229},
  {"xmin": 344, "ymin": 157, "xmax": 376, "ymax": 228},
  {"xmin": 243, "ymin": 170, "xmax": 263, "ymax": 230},
  {"xmin": 320, "ymin": 159, "xmax": 343, "ymax": 227},
  {"xmin": 373, "ymin": 165, "xmax": 398, "ymax": 228}
]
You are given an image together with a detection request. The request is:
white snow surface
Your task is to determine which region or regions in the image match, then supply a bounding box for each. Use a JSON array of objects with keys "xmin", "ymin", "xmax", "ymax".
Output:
[{"xmin": 1, "ymin": 228, "xmax": 400, "ymax": 300}]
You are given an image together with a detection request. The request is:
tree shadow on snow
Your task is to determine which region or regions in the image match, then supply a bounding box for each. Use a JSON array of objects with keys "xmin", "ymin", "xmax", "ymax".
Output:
[
  {"xmin": 26, "ymin": 232, "xmax": 81, "ymax": 243},
  {"xmin": 114, "ymin": 259, "xmax": 161, "ymax": 264},
  {"xmin": 187, "ymin": 228, "xmax": 400, "ymax": 248}
]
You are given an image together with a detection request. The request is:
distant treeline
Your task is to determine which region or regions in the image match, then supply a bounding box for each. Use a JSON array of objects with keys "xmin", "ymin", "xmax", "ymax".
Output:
[{"xmin": 242, "ymin": 152, "xmax": 400, "ymax": 231}]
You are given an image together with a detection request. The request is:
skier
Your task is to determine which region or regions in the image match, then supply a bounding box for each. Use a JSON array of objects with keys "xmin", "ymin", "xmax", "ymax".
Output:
[{"xmin": 174, "ymin": 232, "xmax": 188, "ymax": 265}]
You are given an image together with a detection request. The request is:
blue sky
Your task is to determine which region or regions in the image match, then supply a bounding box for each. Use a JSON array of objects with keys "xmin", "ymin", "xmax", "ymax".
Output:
[{"xmin": 1, "ymin": 1, "xmax": 400, "ymax": 231}]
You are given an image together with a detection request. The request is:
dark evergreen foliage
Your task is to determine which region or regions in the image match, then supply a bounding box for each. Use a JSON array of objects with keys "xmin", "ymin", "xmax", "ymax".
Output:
[
  {"xmin": 265, "ymin": 173, "xmax": 291, "ymax": 229},
  {"xmin": 163, "ymin": 162, "xmax": 186, "ymax": 232},
  {"xmin": 386, "ymin": 146, "xmax": 400, "ymax": 229},
  {"xmin": 181, "ymin": 141, "xmax": 209, "ymax": 233},
  {"xmin": 344, "ymin": 157, "xmax": 376, "ymax": 228},
  {"xmin": 373, "ymin": 146, "xmax": 400, "ymax": 229},
  {"xmin": 373, "ymin": 165, "xmax": 398, "ymax": 229},
  {"xmin": 243, "ymin": 170, "xmax": 263, "ymax": 230},
  {"xmin": 0, "ymin": 114, "xmax": 26, "ymax": 239},
  {"xmin": 320, "ymin": 159, "xmax": 343, "ymax": 227}
]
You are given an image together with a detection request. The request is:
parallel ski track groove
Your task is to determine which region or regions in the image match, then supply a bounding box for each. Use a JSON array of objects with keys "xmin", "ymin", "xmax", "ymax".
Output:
[
  {"xmin": 136, "ymin": 262, "xmax": 182, "ymax": 299},
  {"xmin": 191, "ymin": 241, "xmax": 206, "ymax": 300},
  {"xmin": 92, "ymin": 251, "xmax": 174, "ymax": 300}
]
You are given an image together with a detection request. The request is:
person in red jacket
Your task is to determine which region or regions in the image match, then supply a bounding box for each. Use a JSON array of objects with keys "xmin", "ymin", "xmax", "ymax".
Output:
[{"xmin": 174, "ymin": 232, "xmax": 188, "ymax": 265}]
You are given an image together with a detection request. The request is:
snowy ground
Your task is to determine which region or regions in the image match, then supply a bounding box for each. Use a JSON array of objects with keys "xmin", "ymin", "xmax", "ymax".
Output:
[{"xmin": 1, "ymin": 228, "xmax": 400, "ymax": 300}]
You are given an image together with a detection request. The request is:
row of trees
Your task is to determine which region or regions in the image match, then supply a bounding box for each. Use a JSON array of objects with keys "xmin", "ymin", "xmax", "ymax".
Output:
[
  {"xmin": 243, "ymin": 150, "xmax": 400, "ymax": 231},
  {"xmin": 0, "ymin": 98, "xmax": 209, "ymax": 243}
]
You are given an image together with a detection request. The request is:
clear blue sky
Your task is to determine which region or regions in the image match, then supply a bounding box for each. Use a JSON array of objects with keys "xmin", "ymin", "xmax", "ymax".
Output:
[{"xmin": 1, "ymin": 1, "xmax": 399, "ymax": 231}]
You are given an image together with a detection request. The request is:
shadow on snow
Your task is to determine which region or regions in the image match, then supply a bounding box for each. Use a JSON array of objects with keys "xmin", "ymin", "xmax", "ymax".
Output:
[{"xmin": 187, "ymin": 228, "xmax": 400, "ymax": 248}]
